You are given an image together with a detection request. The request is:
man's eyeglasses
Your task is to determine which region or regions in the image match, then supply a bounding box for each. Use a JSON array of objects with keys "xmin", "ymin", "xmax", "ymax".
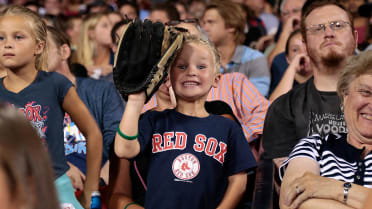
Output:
[
  {"xmin": 165, "ymin": 18, "xmax": 200, "ymax": 26},
  {"xmin": 306, "ymin": 20, "xmax": 351, "ymax": 35}
]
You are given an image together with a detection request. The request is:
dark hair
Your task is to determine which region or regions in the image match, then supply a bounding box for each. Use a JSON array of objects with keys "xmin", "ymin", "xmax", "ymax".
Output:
[
  {"xmin": 0, "ymin": 103, "xmax": 59, "ymax": 209},
  {"xmin": 111, "ymin": 19, "xmax": 132, "ymax": 45},
  {"xmin": 47, "ymin": 26, "xmax": 71, "ymax": 66},
  {"xmin": 24, "ymin": 1, "xmax": 39, "ymax": 8},
  {"xmin": 47, "ymin": 26, "xmax": 88, "ymax": 77},
  {"xmin": 70, "ymin": 63, "xmax": 88, "ymax": 77},
  {"xmin": 118, "ymin": 0, "xmax": 140, "ymax": 17},
  {"xmin": 168, "ymin": 0, "xmax": 189, "ymax": 14},
  {"xmin": 63, "ymin": 14, "xmax": 82, "ymax": 32},
  {"xmin": 150, "ymin": 2, "xmax": 180, "ymax": 21},
  {"xmin": 285, "ymin": 29, "xmax": 301, "ymax": 56},
  {"xmin": 300, "ymin": 0, "xmax": 354, "ymax": 41},
  {"xmin": 47, "ymin": 26, "xmax": 70, "ymax": 48},
  {"xmin": 87, "ymin": 0, "xmax": 110, "ymax": 13},
  {"xmin": 205, "ymin": 100, "xmax": 241, "ymax": 126}
]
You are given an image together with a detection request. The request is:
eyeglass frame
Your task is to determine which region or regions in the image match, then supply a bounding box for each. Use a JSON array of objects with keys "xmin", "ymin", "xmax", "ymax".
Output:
[{"xmin": 305, "ymin": 20, "xmax": 351, "ymax": 35}]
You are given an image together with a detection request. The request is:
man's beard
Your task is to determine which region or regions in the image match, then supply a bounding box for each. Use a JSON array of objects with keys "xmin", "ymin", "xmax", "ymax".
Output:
[{"xmin": 321, "ymin": 50, "xmax": 345, "ymax": 68}]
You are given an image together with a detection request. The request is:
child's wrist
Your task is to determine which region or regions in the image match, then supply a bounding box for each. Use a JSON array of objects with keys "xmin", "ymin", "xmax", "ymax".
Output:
[{"xmin": 124, "ymin": 202, "xmax": 140, "ymax": 209}]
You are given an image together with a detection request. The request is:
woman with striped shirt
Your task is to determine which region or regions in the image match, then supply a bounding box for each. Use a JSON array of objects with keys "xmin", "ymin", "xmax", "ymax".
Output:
[{"xmin": 280, "ymin": 50, "xmax": 372, "ymax": 209}]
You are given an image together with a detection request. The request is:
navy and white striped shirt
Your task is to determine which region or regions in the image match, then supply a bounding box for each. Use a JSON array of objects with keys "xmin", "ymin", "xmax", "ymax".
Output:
[{"xmin": 280, "ymin": 133, "xmax": 372, "ymax": 188}]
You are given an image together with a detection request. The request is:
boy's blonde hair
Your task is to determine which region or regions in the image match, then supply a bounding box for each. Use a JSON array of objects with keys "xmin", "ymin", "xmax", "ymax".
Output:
[
  {"xmin": 177, "ymin": 35, "xmax": 221, "ymax": 74},
  {"xmin": 0, "ymin": 5, "xmax": 47, "ymax": 71},
  {"xmin": 76, "ymin": 13, "xmax": 105, "ymax": 66}
]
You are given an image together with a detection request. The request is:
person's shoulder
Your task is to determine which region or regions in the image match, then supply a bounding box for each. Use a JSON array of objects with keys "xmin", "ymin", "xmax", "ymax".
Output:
[
  {"xmin": 142, "ymin": 108, "xmax": 173, "ymax": 119},
  {"xmin": 209, "ymin": 113, "xmax": 241, "ymax": 129},
  {"xmin": 38, "ymin": 70, "xmax": 57, "ymax": 78},
  {"xmin": 275, "ymin": 78, "xmax": 312, "ymax": 103},
  {"xmin": 78, "ymin": 77, "xmax": 116, "ymax": 93},
  {"xmin": 239, "ymin": 45, "xmax": 265, "ymax": 61},
  {"xmin": 219, "ymin": 72, "xmax": 247, "ymax": 82},
  {"xmin": 77, "ymin": 77, "xmax": 112, "ymax": 87},
  {"xmin": 268, "ymin": 78, "xmax": 312, "ymax": 113},
  {"xmin": 38, "ymin": 71, "xmax": 69, "ymax": 83},
  {"xmin": 272, "ymin": 52, "xmax": 286, "ymax": 62}
]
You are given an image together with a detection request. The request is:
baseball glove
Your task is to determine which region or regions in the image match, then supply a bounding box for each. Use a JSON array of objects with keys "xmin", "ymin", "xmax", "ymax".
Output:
[{"xmin": 113, "ymin": 19, "xmax": 184, "ymax": 103}]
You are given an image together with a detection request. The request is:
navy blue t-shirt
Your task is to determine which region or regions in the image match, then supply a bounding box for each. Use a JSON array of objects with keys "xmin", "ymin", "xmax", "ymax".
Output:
[
  {"xmin": 138, "ymin": 109, "xmax": 257, "ymax": 209},
  {"xmin": 64, "ymin": 77, "xmax": 124, "ymax": 174},
  {"xmin": 0, "ymin": 71, "xmax": 73, "ymax": 178}
]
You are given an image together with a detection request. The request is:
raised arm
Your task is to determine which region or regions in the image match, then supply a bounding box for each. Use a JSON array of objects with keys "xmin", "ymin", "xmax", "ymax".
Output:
[
  {"xmin": 114, "ymin": 92, "xmax": 145, "ymax": 159},
  {"xmin": 268, "ymin": 16, "xmax": 298, "ymax": 66},
  {"xmin": 269, "ymin": 53, "xmax": 310, "ymax": 101},
  {"xmin": 63, "ymin": 87, "xmax": 102, "ymax": 208}
]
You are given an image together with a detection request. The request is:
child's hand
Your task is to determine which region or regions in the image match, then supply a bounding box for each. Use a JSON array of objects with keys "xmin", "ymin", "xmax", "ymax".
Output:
[
  {"xmin": 128, "ymin": 91, "xmax": 146, "ymax": 104},
  {"xmin": 66, "ymin": 162, "xmax": 86, "ymax": 191}
]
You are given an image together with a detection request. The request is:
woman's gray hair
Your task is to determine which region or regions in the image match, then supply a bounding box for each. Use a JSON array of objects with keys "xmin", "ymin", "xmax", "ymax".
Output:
[{"xmin": 337, "ymin": 50, "xmax": 372, "ymax": 104}]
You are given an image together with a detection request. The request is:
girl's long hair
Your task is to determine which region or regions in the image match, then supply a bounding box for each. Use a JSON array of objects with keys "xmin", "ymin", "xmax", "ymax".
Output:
[{"xmin": 76, "ymin": 13, "xmax": 105, "ymax": 66}]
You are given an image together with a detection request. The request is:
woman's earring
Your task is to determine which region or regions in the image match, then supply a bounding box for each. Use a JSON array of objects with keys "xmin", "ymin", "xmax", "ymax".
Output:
[{"xmin": 340, "ymin": 103, "xmax": 344, "ymax": 112}]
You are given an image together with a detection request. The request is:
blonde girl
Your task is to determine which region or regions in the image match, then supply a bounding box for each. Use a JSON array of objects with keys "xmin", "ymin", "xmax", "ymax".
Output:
[
  {"xmin": 0, "ymin": 5, "xmax": 102, "ymax": 209},
  {"xmin": 75, "ymin": 12, "xmax": 114, "ymax": 81}
]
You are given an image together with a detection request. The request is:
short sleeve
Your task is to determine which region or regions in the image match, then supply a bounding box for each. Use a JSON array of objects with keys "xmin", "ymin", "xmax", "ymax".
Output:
[
  {"xmin": 279, "ymin": 135, "xmax": 322, "ymax": 180},
  {"xmin": 226, "ymin": 123, "xmax": 257, "ymax": 176},
  {"xmin": 138, "ymin": 111, "xmax": 155, "ymax": 154},
  {"xmin": 231, "ymin": 73, "xmax": 270, "ymax": 142},
  {"xmin": 262, "ymin": 93, "xmax": 297, "ymax": 159},
  {"xmin": 50, "ymin": 72, "xmax": 74, "ymax": 103}
]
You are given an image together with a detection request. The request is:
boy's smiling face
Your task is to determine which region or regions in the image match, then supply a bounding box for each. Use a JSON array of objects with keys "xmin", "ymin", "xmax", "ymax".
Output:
[{"xmin": 170, "ymin": 42, "xmax": 220, "ymax": 102}]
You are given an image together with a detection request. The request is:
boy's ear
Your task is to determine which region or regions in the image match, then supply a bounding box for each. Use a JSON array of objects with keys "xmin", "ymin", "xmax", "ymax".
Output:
[
  {"xmin": 226, "ymin": 27, "xmax": 235, "ymax": 34},
  {"xmin": 60, "ymin": 44, "xmax": 71, "ymax": 60},
  {"xmin": 212, "ymin": 73, "xmax": 221, "ymax": 88},
  {"xmin": 34, "ymin": 41, "xmax": 45, "ymax": 55}
]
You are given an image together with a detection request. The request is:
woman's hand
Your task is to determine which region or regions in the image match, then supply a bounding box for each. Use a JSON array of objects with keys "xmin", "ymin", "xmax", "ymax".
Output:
[
  {"xmin": 282, "ymin": 172, "xmax": 342, "ymax": 209},
  {"xmin": 66, "ymin": 162, "xmax": 86, "ymax": 191},
  {"xmin": 289, "ymin": 53, "xmax": 312, "ymax": 76}
]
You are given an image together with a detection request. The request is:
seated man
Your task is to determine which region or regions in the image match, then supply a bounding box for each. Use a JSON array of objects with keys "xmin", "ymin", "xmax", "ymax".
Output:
[
  {"xmin": 263, "ymin": 0, "xmax": 357, "ymax": 170},
  {"xmin": 201, "ymin": 1, "xmax": 271, "ymax": 97}
]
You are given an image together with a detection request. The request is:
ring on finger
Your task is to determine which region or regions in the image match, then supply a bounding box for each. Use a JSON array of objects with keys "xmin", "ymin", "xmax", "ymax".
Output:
[{"xmin": 296, "ymin": 186, "xmax": 300, "ymax": 195}]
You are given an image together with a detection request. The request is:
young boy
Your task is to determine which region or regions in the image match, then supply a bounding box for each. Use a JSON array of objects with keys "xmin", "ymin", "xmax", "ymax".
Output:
[{"xmin": 114, "ymin": 36, "xmax": 257, "ymax": 209}]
